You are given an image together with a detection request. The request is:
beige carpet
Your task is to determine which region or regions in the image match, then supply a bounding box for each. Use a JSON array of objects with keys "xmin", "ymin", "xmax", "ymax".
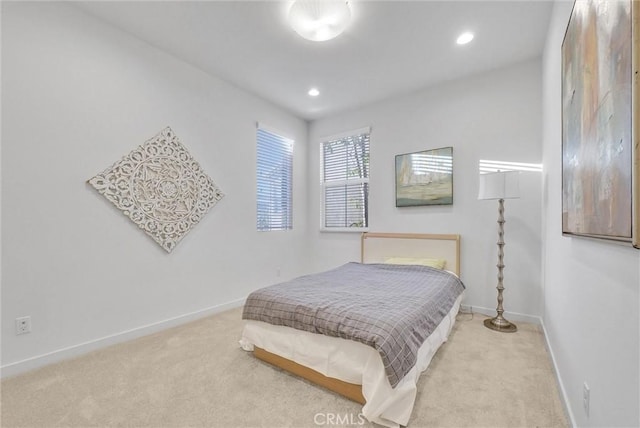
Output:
[{"xmin": 1, "ymin": 308, "xmax": 568, "ymax": 428}]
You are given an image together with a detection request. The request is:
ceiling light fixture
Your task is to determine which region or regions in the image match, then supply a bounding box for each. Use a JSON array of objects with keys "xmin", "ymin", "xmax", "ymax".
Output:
[
  {"xmin": 288, "ymin": 0, "xmax": 352, "ymax": 42},
  {"xmin": 456, "ymin": 32, "xmax": 474, "ymax": 45},
  {"xmin": 308, "ymin": 88, "xmax": 320, "ymax": 96}
]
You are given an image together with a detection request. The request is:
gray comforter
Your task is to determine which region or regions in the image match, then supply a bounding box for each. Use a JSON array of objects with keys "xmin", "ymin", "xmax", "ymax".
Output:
[{"xmin": 242, "ymin": 262, "xmax": 465, "ymax": 387}]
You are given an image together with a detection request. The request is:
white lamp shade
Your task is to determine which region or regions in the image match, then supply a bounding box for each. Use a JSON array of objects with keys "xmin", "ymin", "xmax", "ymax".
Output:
[
  {"xmin": 288, "ymin": 0, "xmax": 352, "ymax": 42},
  {"xmin": 478, "ymin": 171, "xmax": 520, "ymax": 200}
]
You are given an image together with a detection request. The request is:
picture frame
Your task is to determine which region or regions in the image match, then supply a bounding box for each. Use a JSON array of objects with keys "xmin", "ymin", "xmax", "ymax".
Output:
[
  {"xmin": 561, "ymin": 0, "xmax": 639, "ymax": 248},
  {"xmin": 395, "ymin": 147, "xmax": 453, "ymax": 207}
]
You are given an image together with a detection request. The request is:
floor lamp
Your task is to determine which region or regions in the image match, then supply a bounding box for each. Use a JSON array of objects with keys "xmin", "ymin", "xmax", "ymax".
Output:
[{"xmin": 478, "ymin": 171, "xmax": 520, "ymax": 333}]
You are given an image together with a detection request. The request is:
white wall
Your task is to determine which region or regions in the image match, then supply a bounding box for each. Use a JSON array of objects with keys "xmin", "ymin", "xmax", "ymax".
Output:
[
  {"xmin": 308, "ymin": 59, "xmax": 544, "ymax": 319},
  {"xmin": 541, "ymin": 1, "xmax": 640, "ymax": 426},
  {"xmin": 5, "ymin": 6, "xmax": 637, "ymax": 425},
  {"xmin": 1, "ymin": 2, "xmax": 309, "ymax": 373}
]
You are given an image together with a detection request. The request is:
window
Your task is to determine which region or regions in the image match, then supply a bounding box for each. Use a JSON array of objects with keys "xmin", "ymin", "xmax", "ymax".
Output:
[
  {"xmin": 320, "ymin": 128, "xmax": 370, "ymax": 231},
  {"xmin": 256, "ymin": 127, "xmax": 293, "ymax": 231}
]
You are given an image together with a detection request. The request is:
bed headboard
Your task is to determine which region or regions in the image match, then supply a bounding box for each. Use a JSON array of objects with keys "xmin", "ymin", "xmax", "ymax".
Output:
[{"xmin": 361, "ymin": 232, "xmax": 461, "ymax": 277}]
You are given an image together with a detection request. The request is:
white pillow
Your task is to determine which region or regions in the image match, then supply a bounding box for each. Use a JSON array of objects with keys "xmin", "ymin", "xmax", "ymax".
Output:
[{"xmin": 384, "ymin": 257, "xmax": 446, "ymax": 270}]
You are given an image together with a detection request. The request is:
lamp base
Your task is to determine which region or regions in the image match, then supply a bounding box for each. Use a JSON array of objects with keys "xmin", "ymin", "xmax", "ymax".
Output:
[{"xmin": 484, "ymin": 316, "xmax": 517, "ymax": 333}]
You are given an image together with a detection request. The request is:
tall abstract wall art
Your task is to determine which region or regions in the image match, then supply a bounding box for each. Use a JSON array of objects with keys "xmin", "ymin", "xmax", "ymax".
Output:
[
  {"xmin": 88, "ymin": 127, "xmax": 224, "ymax": 252},
  {"xmin": 561, "ymin": 0, "xmax": 639, "ymax": 247}
]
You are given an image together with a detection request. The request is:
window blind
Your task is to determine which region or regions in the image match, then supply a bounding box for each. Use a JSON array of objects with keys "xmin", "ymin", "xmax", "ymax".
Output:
[
  {"xmin": 321, "ymin": 130, "xmax": 370, "ymax": 230},
  {"xmin": 257, "ymin": 127, "xmax": 293, "ymax": 231}
]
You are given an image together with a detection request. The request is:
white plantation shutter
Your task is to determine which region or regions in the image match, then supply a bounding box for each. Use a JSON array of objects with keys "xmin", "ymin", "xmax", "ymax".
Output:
[
  {"xmin": 257, "ymin": 127, "xmax": 293, "ymax": 231},
  {"xmin": 321, "ymin": 129, "xmax": 370, "ymax": 230}
]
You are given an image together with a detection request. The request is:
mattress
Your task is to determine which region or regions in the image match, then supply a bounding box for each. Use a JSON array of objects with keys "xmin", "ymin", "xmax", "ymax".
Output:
[
  {"xmin": 240, "ymin": 292, "xmax": 463, "ymax": 427},
  {"xmin": 243, "ymin": 262, "xmax": 465, "ymax": 387}
]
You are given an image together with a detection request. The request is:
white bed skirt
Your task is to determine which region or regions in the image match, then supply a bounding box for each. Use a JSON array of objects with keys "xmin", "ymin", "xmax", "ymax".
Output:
[{"xmin": 239, "ymin": 293, "xmax": 463, "ymax": 427}]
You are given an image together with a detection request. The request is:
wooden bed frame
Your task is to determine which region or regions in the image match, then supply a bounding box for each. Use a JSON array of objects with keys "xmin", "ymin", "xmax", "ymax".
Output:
[
  {"xmin": 254, "ymin": 346, "xmax": 366, "ymax": 404},
  {"xmin": 252, "ymin": 232, "xmax": 461, "ymax": 404}
]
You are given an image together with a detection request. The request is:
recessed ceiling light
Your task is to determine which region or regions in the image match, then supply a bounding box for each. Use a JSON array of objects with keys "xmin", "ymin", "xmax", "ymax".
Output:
[
  {"xmin": 308, "ymin": 88, "xmax": 320, "ymax": 97},
  {"xmin": 456, "ymin": 32, "xmax": 474, "ymax": 45}
]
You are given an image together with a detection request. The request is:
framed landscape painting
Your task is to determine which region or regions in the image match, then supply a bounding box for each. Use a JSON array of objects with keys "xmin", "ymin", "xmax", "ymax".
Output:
[
  {"xmin": 395, "ymin": 147, "xmax": 453, "ymax": 207},
  {"xmin": 561, "ymin": 0, "xmax": 639, "ymax": 248}
]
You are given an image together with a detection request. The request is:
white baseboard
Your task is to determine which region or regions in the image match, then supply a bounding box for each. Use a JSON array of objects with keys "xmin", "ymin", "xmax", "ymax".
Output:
[
  {"xmin": 540, "ymin": 319, "xmax": 576, "ymax": 428},
  {"xmin": 0, "ymin": 298, "xmax": 246, "ymax": 379},
  {"xmin": 459, "ymin": 304, "xmax": 541, "ymax": 325}
]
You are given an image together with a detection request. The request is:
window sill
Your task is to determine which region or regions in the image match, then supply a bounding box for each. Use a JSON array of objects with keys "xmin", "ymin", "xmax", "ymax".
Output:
[{"xmin": 320, "ymin": 227, "xmax": 369, "ymax": 233}]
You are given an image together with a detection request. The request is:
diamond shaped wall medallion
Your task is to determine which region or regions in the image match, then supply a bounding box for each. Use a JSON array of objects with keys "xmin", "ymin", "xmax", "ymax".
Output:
[{"xmin": 88, "ymin": 127, "xmax": 224, "ymax": 252}]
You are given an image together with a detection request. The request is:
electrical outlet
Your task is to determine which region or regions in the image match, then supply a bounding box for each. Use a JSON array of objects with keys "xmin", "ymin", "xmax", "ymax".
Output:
[
  {"xmin": 583, "ymin": 382, "xmax": 590, "ymax": 418},
  {"xmin": 15, "ymin": 316, "xmax": 31, "ymax": 335}
]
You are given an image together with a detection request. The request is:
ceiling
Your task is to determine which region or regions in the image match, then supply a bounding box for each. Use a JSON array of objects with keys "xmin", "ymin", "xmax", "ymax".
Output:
[{"xmin": 75, "ymin": 1, "xmax": 554, "ymax": 121}]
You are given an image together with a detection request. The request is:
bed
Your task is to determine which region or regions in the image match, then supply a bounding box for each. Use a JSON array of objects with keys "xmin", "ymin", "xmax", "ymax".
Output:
[{"xmin": 239, "ymin": 232, "xmax": 463, "ymax": 427}]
